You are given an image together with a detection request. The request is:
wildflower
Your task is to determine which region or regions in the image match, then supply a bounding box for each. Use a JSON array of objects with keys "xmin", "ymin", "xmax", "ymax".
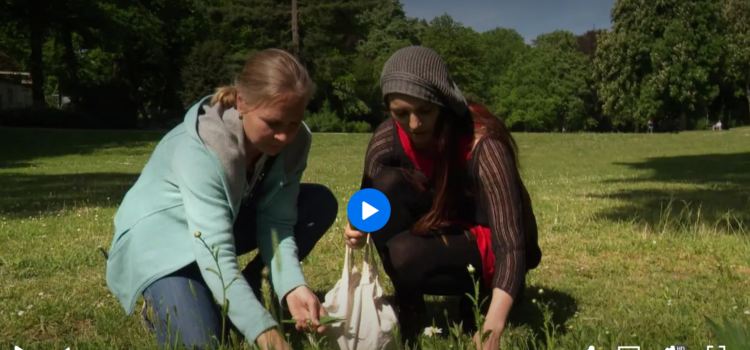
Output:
[
  {"xmin": 744, "ymin": 310, "xmax": 749, "ymax": 315},
  {"xmin": 194, "ymin": 231, "xmax": 202, "ymax": 238},
  {"xmin": 531, "ymin": 298, "xmax": 537, "ymax": 304},
  {"xmin": 733, "ymin": 306, "xmax": 738, "ymax": 310},
  {"xmin": 17, "ymin": 310, "xmax": 25, "ymax": 316},
  {"xmin": 538, "ymin": 288, "xmax": 544, "ymax": 295},
  {"xmin": 423, "ymin": 326, "xmax": 442, "ymax": 337},
  {"xmin": 467, "ymin": 264, "xmax": 475, "ymax": 274}
]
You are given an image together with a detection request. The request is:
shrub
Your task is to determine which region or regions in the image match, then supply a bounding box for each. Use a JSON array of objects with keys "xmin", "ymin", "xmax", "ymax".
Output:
[
  {"xmin": 343, "ymin": 121, "xmax": 372, "ymax": 133},
  {"xmin": 305, "ymin": 100, "xmax": 373, "ymax": 133}
]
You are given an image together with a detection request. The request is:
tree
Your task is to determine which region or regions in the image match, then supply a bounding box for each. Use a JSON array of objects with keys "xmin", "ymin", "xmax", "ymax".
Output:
[
  {"xmin": 0, "ymin": 0, "xmax": 50, "ymax": 107},
  {"xmin": 350, "ymin": 0, "xmax": 421, "ymax": 121},
  {"xmin": 477, "ymin": 27, "xmax": 527, "ymax": 104},
  {"xmin": 355, "ymin": 0, "xmax": 420, "ymax": 80},
  {"xmin": 533, "ymin": 30, "xmax": 578, "ymax": 52},
  {"xmin": 722, "ymin": 0, "xmax": 750, "ymax": 124},
  {"xmin": 576, "ymin": 29, "xmax": 606, "ymax": 60},
  {"xmin": 419, "ymin": 14, "xmax": 484, "ymax": 100},
  {"xmin": 493, "ymin": 31, "xmax": 592, "ymax": 132},
  {"xmin": 594, "ymin": 0, "xmax": 724, "ymax": 130},
  {"xmin": 576, "ymin": 29, "xmax": 609, "ymax": 130},
  {"xmin": 179, "ymin": 40, "xmax": 233, "ymax": 107}
]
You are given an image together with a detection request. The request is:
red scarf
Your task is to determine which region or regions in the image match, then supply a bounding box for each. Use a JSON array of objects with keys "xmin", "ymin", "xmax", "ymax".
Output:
[{"xmin": 394, "ymin": 121, "xmax": 496, "ymax": 288}]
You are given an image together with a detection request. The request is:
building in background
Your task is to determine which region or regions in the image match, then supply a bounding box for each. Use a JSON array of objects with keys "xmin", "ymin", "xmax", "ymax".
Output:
[{"xmin": 0, "ymin": 50, "xmax": 33, "ymax": 111}]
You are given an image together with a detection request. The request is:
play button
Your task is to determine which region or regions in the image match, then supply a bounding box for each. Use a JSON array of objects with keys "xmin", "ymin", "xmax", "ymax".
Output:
[
  {"xmin": 347, "ymin": 188, "xmax": 391, "ymax": 232},
  {"xmin": 362, "ymin": 201, "xmax": 378, "ymax": 220}
]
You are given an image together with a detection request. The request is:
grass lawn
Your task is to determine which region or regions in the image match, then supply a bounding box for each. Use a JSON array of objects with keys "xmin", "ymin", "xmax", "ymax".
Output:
[{"xmin": 1, "ymin": 126, "xmax": 749, "ymax": 350}]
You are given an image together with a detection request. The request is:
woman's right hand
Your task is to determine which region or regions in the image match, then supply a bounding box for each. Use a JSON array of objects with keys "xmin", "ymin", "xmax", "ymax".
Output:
[
  {"xmin": 344, "ymin": 222, "xmax": 367, "ymax": 249},
  {"xmin": 256, "ymin": 329, "xmax": 291, "ymax": 350}
]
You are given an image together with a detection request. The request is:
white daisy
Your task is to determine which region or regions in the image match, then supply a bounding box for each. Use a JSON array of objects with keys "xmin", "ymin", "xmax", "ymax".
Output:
[{"xmin": 423, "ymin": 326, "xmax": 442, "ymax": 337}]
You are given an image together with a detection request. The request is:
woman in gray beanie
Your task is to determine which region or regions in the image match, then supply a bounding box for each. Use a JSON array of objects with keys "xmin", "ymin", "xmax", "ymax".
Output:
[{"xmin": 344, "ymin": 46, "xmax": 541, "ymax": 348}]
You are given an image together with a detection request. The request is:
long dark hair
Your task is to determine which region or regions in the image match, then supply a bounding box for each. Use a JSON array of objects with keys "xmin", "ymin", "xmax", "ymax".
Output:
[{"xmin": 411, "ymin": 99, "xmax": 520, "ymax": 236}]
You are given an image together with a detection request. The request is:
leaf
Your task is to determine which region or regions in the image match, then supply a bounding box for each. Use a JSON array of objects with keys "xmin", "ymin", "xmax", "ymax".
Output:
[
  {"xmin": 705, "ymin": 316, "xmax": 750, "ymax": 348},
  {"xmin": 320, "ymin": 315, "xmax": 346, "ymax": 325},
  {"xmin": 282, "ymin": 315, "xmax": 346, "ymax": 326},
  {"xmin": 205, "ymin": 267, "xmax": 220, "ymax": 277}
]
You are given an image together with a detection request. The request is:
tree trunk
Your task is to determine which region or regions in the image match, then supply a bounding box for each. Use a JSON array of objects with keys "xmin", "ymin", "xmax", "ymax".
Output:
[
  {"xmin": 679, "ymin": 112, "xmax": 687, "ymax": 131},
  {"xmin": 28, "ymin": 0, "xmax": 46, "ymax": 108},
  {"xmin": 60, "ymin": 1, "xmax": 79, "ymax": 104},
  {"xmin": 746, "ymin": 80, "xmax": 750, "ymax": 125},
  {"xmin": 292, "ymin": 0, "xmax": 299, "ymax": 59}
]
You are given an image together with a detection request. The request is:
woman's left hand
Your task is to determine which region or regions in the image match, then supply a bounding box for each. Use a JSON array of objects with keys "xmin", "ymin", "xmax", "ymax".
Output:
[{"xmin": 285, "ymin": 286, "xmax": 328, "ymax": 333}]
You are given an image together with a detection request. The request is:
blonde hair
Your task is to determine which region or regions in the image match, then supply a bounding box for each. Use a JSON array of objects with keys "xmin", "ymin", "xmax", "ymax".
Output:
[{"xmin": 211, "ymin": 49, "xmax": 316, "ymax": 109}]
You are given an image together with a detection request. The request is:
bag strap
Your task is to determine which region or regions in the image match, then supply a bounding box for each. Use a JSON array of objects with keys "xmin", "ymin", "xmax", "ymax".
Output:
[
  {"xmin": 342, "ymin": 243, "xmax": 355, "ymax": 281},
  {"xmin": 360, "ymin": 233, "xmax": 378, "ymax": 283}
]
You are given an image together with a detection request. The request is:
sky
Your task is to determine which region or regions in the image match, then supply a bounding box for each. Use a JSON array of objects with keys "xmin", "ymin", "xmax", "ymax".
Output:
[{"xmin": 400, "ymin": 0, "xmax": 617, "ymax": 43}]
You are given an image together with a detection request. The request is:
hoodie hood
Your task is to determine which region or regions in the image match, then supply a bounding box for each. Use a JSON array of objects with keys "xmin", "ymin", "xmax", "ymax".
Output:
[
  {"xmin": 190, "ymin": 97, "xmax": 247, "ymax": 202},
  {"xmin": 181, "ymin": 95, "xmax": 312, "ymax": 203}
]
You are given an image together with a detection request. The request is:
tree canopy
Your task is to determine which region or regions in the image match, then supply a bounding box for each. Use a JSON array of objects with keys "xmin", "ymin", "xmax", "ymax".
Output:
[{"xmin": 1, "ymin": 0, "xmax": 747, "ymax": 132}]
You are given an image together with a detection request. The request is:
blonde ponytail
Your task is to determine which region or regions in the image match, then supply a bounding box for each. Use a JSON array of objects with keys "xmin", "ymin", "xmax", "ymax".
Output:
[
  {"xmin": 211, "ymin": 86, "xmax": 238, "ymax": 108},
  {"xmin": 208, "ymin": 49, "xmax": 315, "ymax": 112}
]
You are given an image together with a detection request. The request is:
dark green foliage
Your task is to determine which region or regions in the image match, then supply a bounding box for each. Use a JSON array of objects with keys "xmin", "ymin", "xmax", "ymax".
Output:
[
  {"xmin": 0, "ymin": 0, "xmax": 747, "ymax": 132},
  {"xmin": 180, "ymin": 40, "xmax": 234, "ymax": 107}
]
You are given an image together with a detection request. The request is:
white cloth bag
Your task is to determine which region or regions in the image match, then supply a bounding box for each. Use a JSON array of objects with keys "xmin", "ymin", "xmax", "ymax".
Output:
[{"xmin": 320, "ymin": 234, "xmax": 399, "ymax": 350}]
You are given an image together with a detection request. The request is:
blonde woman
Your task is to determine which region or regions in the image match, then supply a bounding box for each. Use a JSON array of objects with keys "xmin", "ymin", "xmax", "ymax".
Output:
[{"xmin": 105, "ymin": 49, "xmax": 338, "ymax": 350}]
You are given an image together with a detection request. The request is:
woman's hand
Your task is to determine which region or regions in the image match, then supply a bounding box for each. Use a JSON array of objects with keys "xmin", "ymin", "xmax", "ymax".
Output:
[
  {"xmin": 344, "ymin": 222, "xmax": 367, "ymax": 249},
  {"xmin": 472, "ymin": 287, "xmax": 514, "ymax": 349},
  {"xmin": 285, "ymin": 286, "xmax": 327, "ymax": 333},
  {"xmin": 256, "ymin": 329, "xmax": 291, "ymax": 350},
  {"xmin": 472, "ymin": 324, "xmax": 503, "ymax": 350}
]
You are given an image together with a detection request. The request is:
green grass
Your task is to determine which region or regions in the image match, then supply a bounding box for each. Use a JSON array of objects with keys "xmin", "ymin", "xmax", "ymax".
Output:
[{"xmin": 1, "ymin": 126, "xmax": 749, "ymax": 350}]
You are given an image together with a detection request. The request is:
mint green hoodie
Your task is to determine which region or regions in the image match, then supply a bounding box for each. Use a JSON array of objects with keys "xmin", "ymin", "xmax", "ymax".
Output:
[{"xmin": 105, "ymin": 95, "xmax": 310, "ymax": 342}]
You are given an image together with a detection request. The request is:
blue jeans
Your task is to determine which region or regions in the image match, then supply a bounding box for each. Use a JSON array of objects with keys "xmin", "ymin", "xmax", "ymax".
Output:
[{"xmin": 141, "ymin": 183, "xmax": 338, "ymax": 349}]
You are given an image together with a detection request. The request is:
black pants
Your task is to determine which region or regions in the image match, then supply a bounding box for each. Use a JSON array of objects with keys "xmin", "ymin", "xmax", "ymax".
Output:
[
  {"xmin": 142, "ymin": 183, "xmax": 338, "ymax": 349},
  {"xmin": 369, "ymin": 168, "xmax": 487, "ymax": 337}
]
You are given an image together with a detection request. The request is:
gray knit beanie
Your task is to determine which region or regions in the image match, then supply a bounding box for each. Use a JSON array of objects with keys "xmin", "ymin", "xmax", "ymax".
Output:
[{"xmin": 380, "ymin": 46, "xmax": 468, "ymax": 117}]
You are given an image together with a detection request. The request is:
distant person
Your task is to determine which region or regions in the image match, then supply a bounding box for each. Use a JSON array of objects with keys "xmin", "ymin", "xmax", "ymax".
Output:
[
  {"xmin": 647, "ymin": 119, "xmax": 653, "ymax": 133},
  {"xmin": 343, "ymin": 46, "xmax": 542, "ymax": 348},
  {"xmin": 713, "ymin": 120, "xmax": 722, "ymax": 130},
  {"xmin": 104, "ymin": 49, "xmax": 338, "ymax": 350}
]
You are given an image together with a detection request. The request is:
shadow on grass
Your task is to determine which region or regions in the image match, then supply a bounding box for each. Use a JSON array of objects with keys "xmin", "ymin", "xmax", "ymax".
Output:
[
  {"xmin": 0, "ymin": 172, "xmax": 140, "ymax": 218},
  {"xmin": 594, "ymin": 153, "xmax": 750, "ymax": 234},
  {"xmin": 0, "ymin": 127, "xmax": 163, "ymax": 169}
]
